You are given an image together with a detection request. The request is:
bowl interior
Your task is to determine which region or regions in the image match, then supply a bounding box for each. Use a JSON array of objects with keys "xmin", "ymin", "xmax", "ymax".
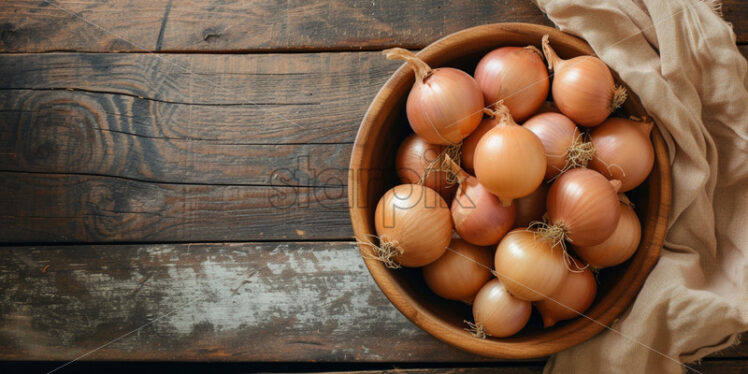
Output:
[{"xmin": 348, "ymin": 23, "xmax": 670, "ymax": 359}]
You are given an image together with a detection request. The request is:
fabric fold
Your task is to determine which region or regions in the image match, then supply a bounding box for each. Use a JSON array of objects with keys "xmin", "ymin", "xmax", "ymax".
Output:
[{"xmin": 532, "ymin": 0, "xmax": 748, "ymax": 373}]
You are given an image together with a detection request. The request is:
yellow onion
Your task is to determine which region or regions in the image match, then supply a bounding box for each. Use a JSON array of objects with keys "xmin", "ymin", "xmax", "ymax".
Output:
[
  {"xmin": 523, "ymin": 112, "xmax": 590, "ymax": 180},
  {"xmin": 472, "ymin": 278, "xmax": 532, "ymax": 337},
  {"xmin": 422, "ymin": 239, "xmax": 493, "ymax": 303},
  {"xmin": 541, "ymin": 35, "xmax": 627, "ymax": 127},
  {"xmin": 514, "ymin": 183, "xmax": 549, "ymax": 228},
  {"xmin": 589, "ymin": 117, "xmax": 655, "ymax": 192},
  {"xmin": 395, "ymin": 134, "xmax": 457, "ymax": 201},
  {"xmin": 443, "ymin": 155, "xmax": 516, "ymax": 246},
  {"xmin": 374, "ymin": 184, "xmax": 452, "ymax": 267},
  {"xmin": 573, "ymin": 195, "xmax": 641, "ymax": 268},
  {"xmin": 547, "ymin": 169, "xmax": 621, "ymax": 247},
  {"xmin": 474, "ymin": 105, "xmax": 547, "ymax": 206},
  {"xmin": 536, "ymin": 258, "xmax": 597, "ymax": 327},
  {"xmin": 494, "ymin": 228, "xmax": 567, "ymax": 301},
  {"xmin": 384, "ymin": 48, "xmax": 483, "ymax": 145},
  {"xmin": 461, "ymin": 112, "xmax": 500, "ymax": 173},
  {"xmin": 474, "ymin": 46, "xmax": 549, "ymax": 121}
]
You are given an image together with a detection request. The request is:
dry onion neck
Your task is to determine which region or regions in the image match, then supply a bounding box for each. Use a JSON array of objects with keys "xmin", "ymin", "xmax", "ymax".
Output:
[
  {"xmin": 541, "ymin": 34, "xmax": 562, "ymax": 71},
  {"xmin": 484, "ymin": 103, "xmax": 517, "ymax": 128},
  {"xmin": 383, "ymin": 47, "xmax": 433, "ymax": 83},
  {"xmin": 441, "ymin": 153, "xmax": 469, "ymax": 189},
  {"xmin": 419, "ymin": 142, "xmax": 463, "ymax": 186},
  {"xmin": 357, "ymin": 234, "xmax": 403, "ymax": 269},
  {"xmin": 463, "ymin": 320, "xmax": 487, "ymax": 339},
  {"xmin": 524, "ymin": 44, "xmax": 544, "ymax": 59}
]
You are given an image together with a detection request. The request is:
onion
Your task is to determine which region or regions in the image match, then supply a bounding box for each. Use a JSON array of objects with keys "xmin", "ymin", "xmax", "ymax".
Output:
[
  {"xmin": 573, "ymin": 195, "xmax": 641, "ymax": 268},
  {"xmin": 589, "ymin": 117, "xmax": 655, "ymax": 192},
  {"xmin": 384, "ymin": 48, "xmax": 484, "ymax": 145},
  {"xmin": 474, "ymin": 46, "xmax": 549, "ymax": 121},
  {"xmin": 541, "ymin": 34, "xmax": 627, "ymax": 127},
  {"xmin": 536, "ymin": 258, "xmax": 597, "ymax": 327},
  {"xmin": 443, "ymin": 155, "xmax": 516, "ymax": 246},
  {"xmin": 472, "ymin": 278, "xmax": 532, "ymax": 337},
  {"xmin": 373, "ymin": 184, "xmax": 452, "ymax": 267},
  {"xmin": 523, "ymin": 112, "xmax": 591, "ymax": 180},
  {"xmin": 461, "ymin": 112, "xmax": 500, "ymax": 173},
  {"xmin": 546, "ymin": 168, "xmax": 621, "ymax": 247},
  {"xmin": 395, "ymin": 134, "xmax": 457, "ymax": 201},
  {"xmin": 473, "ymin": 105, "xmax": 547, "ymax": 206},
  {"xmin": 422, "ymin": 239, "xmax": 493, "ymax": 303},
  {"xmin": 494, "ymin": 228, "xmax": 568, "ymax": 301},
  {"xmin": 514, "ymin": 183, "xmax": 549, "ymax": 228}
]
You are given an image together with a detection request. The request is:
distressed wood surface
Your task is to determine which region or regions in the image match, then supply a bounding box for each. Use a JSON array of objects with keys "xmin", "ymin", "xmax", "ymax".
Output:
[
  {"xmin": 0, "ymin": 242, "xmax": 499, "ymax": 362},
  {"xmin": 0, "ymin": 52, "xmax": 400, "ymax": 242},
  {"xmin": 0, "ymin": 52, "xmax": 395, "ymax": 185},
  {"xmin": 1, "ymin": 0, "xmax": 747, "ymax": 370},
  {"xmin": 0, "ymin": 0, "xmax": 745, "ymax": 52},
  {"xmin": 0, "ymin": 241, "xmax": 745, "ymax": 366},
  {"xmin": 0, "ymin": 0, "xmax": 554, "ymax": 52},
  {"xmin": 0, "ymin": 172, "xmax": 350, "ymax": 242}
]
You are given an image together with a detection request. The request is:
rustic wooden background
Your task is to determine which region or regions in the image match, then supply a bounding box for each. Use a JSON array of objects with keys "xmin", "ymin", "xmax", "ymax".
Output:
[{"xmin": 0, "ymin": 1, "xmax": 746, "ymax": 373}]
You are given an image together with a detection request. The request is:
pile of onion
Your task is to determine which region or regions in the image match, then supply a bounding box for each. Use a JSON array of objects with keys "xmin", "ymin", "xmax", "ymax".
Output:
[{"xmin": 367, "ymin": 34, "xmax": 657, "ymax": 340}]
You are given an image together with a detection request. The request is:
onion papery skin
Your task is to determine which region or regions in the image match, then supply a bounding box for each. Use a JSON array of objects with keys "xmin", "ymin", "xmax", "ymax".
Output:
[
  {"xmin": 474, "ymin": 46, "xmax": 549, "ymax": 121},
  {"xmin": 423, "ymin": 239, "xmax": 493, "ymax": 303},
  {"xmin": 589, "ymin": 117, "xmax": 655, "ymax": 192},
  {"xmin": 374, "ymin": 184, "xmax": 452, "ymax": 267},
  {"xmin": 542, "ymin": 35, "xmax": 625, "ymax": 127},
  {"xmin": 573, "ymin": 200, "xmax": 641, "ymax": 268},
  {"xmin": 474, "ymin": 113, "xmax": 547, "ymax": 206},
  {"xmin": 547, "ymin": 169, "xmax": 621, "ymax": 247},
  {"xmin": 395, "ymin": 134, "xmax": 456, "ymax": 201},
  {"xmin": 523, "ymin": 112, "xmax": 581, "ymax": 179},
  {"xmin": 462, "ymin": 115, "xmax": 501, "ymax": 173},
  {"xmin": 452, "ymin": 174, "xmax": 516, "ymax": 246},
  {"xmin": 514, "ymin": 183, "xmax": 549, "ymax": 228},
  {"xmin": 407, "ymin": 67, "xmax": 484, "ymax": 145},
  {"xmin": 473, "ymin": 278, "xmax": 532, "ymax": 337},
  {"xmin": 536, "ymin": 258, "xmax": 597, "ymax": 327},
  {"xmin": 494, "ymin": 229, "xmax": 568, "ymax": 301}
]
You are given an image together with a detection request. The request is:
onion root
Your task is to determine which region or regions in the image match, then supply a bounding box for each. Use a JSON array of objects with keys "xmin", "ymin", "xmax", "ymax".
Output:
[
  {"xmin": 611, "ymin": 85, "xmax": 628, "ymax": 110},
  {"xmin": 464, "ymin": 320, "xmax": 487, "ymax": 339},
  {"xmin": 357, "ymin": 234, "xmax": 404, "ymax": 269}
]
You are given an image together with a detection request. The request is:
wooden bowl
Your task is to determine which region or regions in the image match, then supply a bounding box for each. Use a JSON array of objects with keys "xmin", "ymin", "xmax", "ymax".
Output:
[{"xmin": 348, "ymin": 23, "xmax": 671, "ymax": 359}]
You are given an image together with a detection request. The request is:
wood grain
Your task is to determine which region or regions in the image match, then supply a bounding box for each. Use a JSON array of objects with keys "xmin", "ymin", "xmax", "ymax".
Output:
[
  {"xmin": 0, "ymin": 52, "xmax": 396, "ymax": 185},
  {"xmin": 0, "ymin": 242, "xmax": 498, "ymax": 362},
  {"xmin": 0, "ymin": 172, "xmax": 351, "ymax": 242},
  {"xmin": 0, "ymin": 241, "xmax": 744, "ymax": 366},
  {"xmin": 0, "ymin": 0, "xmax": 554, "ymax": 52}
]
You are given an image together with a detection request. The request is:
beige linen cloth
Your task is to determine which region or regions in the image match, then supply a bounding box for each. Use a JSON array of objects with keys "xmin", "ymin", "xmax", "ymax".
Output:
[{"xmin": 532, "ymin": 0, "xmax": 748, "ymax": 372}]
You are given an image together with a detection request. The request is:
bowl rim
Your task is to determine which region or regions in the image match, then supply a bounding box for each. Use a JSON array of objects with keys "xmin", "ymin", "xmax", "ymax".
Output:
[{"xmin": 348, "ymin": 22, "xmax": 672, "ymax": 359}]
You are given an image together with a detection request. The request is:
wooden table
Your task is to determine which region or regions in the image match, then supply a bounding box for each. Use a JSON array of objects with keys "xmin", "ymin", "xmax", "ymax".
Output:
[{"xmin": 0, "ymin": 1, "xmax": 746, "ymax": 373}]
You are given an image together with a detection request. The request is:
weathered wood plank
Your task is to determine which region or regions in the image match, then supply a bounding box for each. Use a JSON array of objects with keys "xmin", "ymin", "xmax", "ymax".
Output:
[
  {"xmin": 0, "ymin": 242, "xmax": 499, "ymax": 362},
  {"xmin": 0, "ymin": 172, "xmax": 351, "ymax": 242},
  {"xmin": 1, "ymin": 242, "xmax": 744, "ymax": 365},
  {"xmin": 2, "ymin": 1, "xmax": 745, "ymax": 52},
  {"xmin": 0, "ymin": 0, "xmax": 554, "ymax": 52},
  {"xmin": 0, "ymin": 52, "xmax": 395, "ymax": 185}
]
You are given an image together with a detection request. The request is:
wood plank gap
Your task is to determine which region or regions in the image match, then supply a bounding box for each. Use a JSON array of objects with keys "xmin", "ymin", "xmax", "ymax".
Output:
[{"xmin": 0, "ymin": 170, "xmax": 347, "ymax": 189}]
